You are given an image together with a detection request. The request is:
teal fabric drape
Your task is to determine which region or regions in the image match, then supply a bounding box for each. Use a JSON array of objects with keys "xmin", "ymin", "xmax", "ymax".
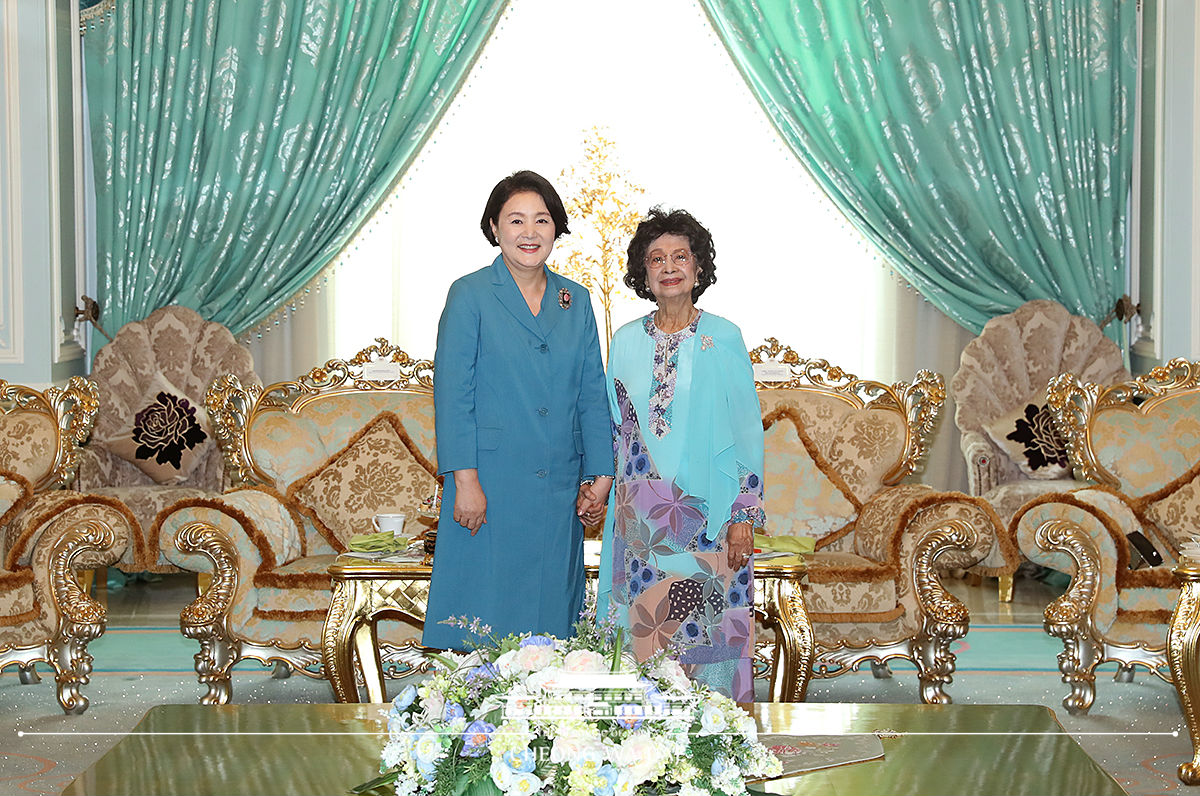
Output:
[
  {"xmin": 84, "ymin": 0, "xmax": 506, "ymax": 336},
  {"xmin": 701, "ymin": 1, "xmax": 1137, "ymax": 336}
]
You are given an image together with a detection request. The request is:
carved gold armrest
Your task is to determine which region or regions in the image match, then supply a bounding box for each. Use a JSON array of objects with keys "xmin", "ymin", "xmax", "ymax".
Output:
[
  {"xmin": 159, "ymin": 488, "xmax": 302, "ymax": 577},
  {"xmin": 47, "ymin": 518, "xmax": 127, "ymax": 713},
  {"xmin": 175, "ymin": 521, "xmax": 240, "ymax": 706}
]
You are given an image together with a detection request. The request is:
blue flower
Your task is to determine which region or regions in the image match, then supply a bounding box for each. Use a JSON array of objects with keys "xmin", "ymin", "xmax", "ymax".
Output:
[
  {"xmin": 391, "ymin": 684, "xmax": 417, "ymax": 711},
  {"xmin": 728, "ymin": 587, "xmax": 744, "ymax": 606},
  {"xmin": 625, "ymin": 462, "xmax": 634, "ymax": 476},
  {"xmin": 459, "ymin": 720, "xmax": 495, "ymax": 757},
  {"xmin": 747, "ymin": 473, "xmax": 759, "ymax": 489},
  {"xmin": 737, "ymin": 570, "xmax": 750, "ymax": 586},
  {"xmin": 443, "ymin": 702, "xmax": 465, "ymax": 721},
  {"xmin": 502, "ymin": 748, "xmax": 536, "ymax": 773},
  {"xmin": 593, "ymin": 764, "xmax": 619, "ymax": 796},
  {"xmin": 466, "ymin": 663, "xmax": 500, "ymax": 684},
  {"xmin": 640, "ymin": 567, "xmax": 654, "ymax": 584},
  {"xmin": 711, "ymin": 756, "xmax": 728, "ymax": 778},
  {"xmin": 631, "ymin": 441, "xmax": 640, "ymax": 456},
  {"xmin": 628, "ymin": 578, "xmax": 642, "ymax": 596},
  {"xmin": 684, "ymin": 621, "xmax": 701, "ymax": 639},
  {"xmin": 520, "ymin": 635, "xmax": 555, "ymax": 648},
  {"xmin": 630, "ymin": 559, "xmax": 641, "ymax": 574},
  {"xmin": 614, "ymin": 704, "xmax": 644, "ymax": 730},
  {"xmin": 634, "ymin": 455, "xmax": 648, "ymax": 472}
]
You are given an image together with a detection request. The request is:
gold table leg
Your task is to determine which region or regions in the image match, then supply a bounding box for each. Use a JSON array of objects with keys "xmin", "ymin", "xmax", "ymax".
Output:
[
  {"xmin": 757, "ymin": 571, "xmax": 815, "ymax": 702},
  {"xmin": 322, "ymin": 578, "xmax": 363, "ymax": 703},
  {"xmin": 1170, "ymin": 560, "xmax": 1200, "ymax": 785},
  {"xmin": 354, "ymin": 619, "xmax": 387, "ymax": 704}
]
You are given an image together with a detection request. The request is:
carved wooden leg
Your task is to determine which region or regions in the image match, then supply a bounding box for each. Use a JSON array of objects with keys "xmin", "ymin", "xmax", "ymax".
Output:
[
  {"xmin": 1169, "ymin": 559, "xmax": 1200, "ymax": 785},
  {"xmin": 1036, "ymin": 519, "xmax": 1102, "ymax": 716},
  {"xmin": 175, "ymin": 522, "xmax": 241, "ymax": 706},
  {"xmin": 912, "ymin": 519, "xmax": 976, "ymax": 705},
  {"xmin": 322, "ymin": 578, "xmax": 363, "ymax": 703},
  {"xmin": 758, "ymin": 574, "xmax": 814, "ymax": 702},
  {"xmin": 48, "ymin": 521, "xmax": 116, "ymax": 714},
  {"xmin": 354, "ymin": 619, "xmax": 387, "ymax": 704}
]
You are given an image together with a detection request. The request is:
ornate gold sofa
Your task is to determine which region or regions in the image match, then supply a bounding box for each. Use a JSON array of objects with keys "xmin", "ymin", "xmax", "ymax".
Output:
[
  {"xmin": 0, "ymin": 379, "xmax": 132, "ymax": 713},
  {"xmin": 157, "ymin": 341, "xmax": 439, "ymax": 703},
  {"xmin": 751, "ymin": 339, "xmax": 1003, "ymax": 703},
  {"xmin": 951, "ymin": 299, "xmax": 1128, "ymax": 600},
  {"xmin": 1013, "ymin": 358, "xmax": 1200, "ymax": 714},
  {"xmin": 76, "ymin": 305, "xmax": 260, "ymax": 574}
]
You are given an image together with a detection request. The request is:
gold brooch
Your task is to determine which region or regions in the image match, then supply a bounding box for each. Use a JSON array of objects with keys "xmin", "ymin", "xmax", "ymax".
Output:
[
  {"xmin": 701, "ymin": 335, "xmax": 714, "ymax": 350},
  {"xmin": 558, "ymin": 288, "xmax": 572, "ymax": 309}
]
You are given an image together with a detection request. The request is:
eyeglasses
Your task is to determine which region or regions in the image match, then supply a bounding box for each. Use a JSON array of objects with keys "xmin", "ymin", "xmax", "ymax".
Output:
[{"xmin": 645, "ymin": 252, "xmax": 692, "ymax": 269}]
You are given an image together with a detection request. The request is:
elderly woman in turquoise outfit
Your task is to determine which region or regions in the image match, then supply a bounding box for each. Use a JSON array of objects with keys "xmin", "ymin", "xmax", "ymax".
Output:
[
  {"xmin": 597, "ymin": 207, "xmax": 765, "ymax": 701},
  {"xmin": 424, "ymin": 170, "xmax": 614, "ymax": 651}
]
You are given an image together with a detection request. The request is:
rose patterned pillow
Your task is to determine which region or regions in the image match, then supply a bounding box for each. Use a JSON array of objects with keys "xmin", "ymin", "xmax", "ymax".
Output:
[
  {"xmin": 288, "ymin": 412, "xmax": 438, "ymax": 551},
  {"xmin": 983, "ymin": 400, "xmax": 1071, "ymax": 479},
  {"xmin": 99, "ymin": 373, "xmax": 212, "ymax": 484}
]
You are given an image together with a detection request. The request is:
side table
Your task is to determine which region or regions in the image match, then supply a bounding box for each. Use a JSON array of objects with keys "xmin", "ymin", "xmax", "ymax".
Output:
[{"xmin": 322, "ymin": 553, "xmax": 814, "ymax": 704}]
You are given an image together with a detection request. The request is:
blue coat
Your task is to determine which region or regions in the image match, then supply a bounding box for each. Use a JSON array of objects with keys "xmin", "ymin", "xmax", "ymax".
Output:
[{"xmin": 423, "ymin": 255, "xmax": 613, "ymax": 649}]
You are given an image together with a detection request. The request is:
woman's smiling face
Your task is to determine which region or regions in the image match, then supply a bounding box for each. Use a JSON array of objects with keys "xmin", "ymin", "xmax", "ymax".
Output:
[{"xmin": 491, "ymin": 191, "xmax": 556, "ymax": 276}]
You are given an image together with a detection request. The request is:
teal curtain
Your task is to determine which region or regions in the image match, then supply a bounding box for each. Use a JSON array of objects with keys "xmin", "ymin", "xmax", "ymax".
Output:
[
  {"xmin": 701, "ymin": 1, "xmax": 1137, "ymax": 336},
  {"xmin": 83, "ymin": 0, "xmax": 506, "ymax": 336}
]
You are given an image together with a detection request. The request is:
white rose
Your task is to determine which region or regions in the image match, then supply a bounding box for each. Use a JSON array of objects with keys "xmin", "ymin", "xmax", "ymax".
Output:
[
  {"xmin": 612, "ymin": 732, "xmax": 668, "ymax": 785},
  {"xmin": 652, "ymin": 658, "xmax": 690, "ymax": 690},
  {"xmin": 525, "ymin": 665, "xmax": 566, "ymax": 692},
  {"xmin": 738, "ymin": 714, "xmax": 759, "ymax": 743},
  {"xmin": 699, "ymin": 704, "xmax": 727, "ymax": 735},
  {"xmin": 516, "ymin": 642, "xmax": 558, "ymax": 672},
  {"xmin": 495, "ymin": 649, "xmax": 520, "ymax": 677},
  {"xmin": 550, "ymin": 723, "xmax": 600, "ymax": 763},
  {"xmin": 562, "ymin": 649, "xmax": 608, "ymax": 673}
]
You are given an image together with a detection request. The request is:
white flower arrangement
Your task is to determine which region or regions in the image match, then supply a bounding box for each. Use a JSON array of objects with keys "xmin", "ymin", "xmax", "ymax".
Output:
[{"xmin": 354, "ymin": 609, "xmax": 782, "ymax": 796}]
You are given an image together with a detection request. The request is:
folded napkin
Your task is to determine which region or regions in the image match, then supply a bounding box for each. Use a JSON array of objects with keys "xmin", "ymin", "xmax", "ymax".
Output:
[
  {"xmin": 348, "ymin": 531, "xmax": 410, "ymax": 553},
  {"xmin": 754, "ymin": 533, "xmax": 815, "ymax": 557}
]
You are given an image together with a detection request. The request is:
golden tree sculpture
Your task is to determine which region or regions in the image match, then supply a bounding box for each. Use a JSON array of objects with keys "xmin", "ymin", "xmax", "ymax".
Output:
[{"xmin": 552, "ymin": 127, "xmax": 645, "ymax": 349}]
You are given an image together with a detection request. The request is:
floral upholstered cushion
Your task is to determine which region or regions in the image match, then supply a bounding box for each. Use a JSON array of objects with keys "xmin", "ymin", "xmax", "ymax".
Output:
[
  {"xmin": 761, "ymin": 410, "xmax": 858, "ymax": 539},
  {"xmin": 0, "ymin": 410, "xmax": 57, "ymax": 485},
  {"xmin": 983, "ymin": 401, "xmax": 1071, "ymax": 479},
  {"xmin": 288, "ymin": 412, "xmax": 438, "ymax": 551},
  {"xmin": 1090, "ymin": 392, "xmax": 1200, "ymax": 497},
  {"xmin": 1146, "ymin": 465, "xmax": 1200, "ymax": 550},
  {"xmin": 97, "ymin": 373, "xmax": 212, "ymax": 485}
]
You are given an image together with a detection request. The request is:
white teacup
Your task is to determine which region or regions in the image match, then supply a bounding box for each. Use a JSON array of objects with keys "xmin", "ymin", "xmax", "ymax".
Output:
[{"xmin": 373, "ymin": 513, "xmax": 407, "ymax": 538}]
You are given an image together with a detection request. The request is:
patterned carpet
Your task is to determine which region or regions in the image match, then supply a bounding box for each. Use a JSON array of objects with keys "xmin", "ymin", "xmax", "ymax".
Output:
[{"xmin": 0, "ymin": 623, "xmax": 1193, "ymax": 795}]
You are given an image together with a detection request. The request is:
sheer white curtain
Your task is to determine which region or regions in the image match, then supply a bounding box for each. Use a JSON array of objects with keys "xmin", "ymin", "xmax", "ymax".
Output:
[
  {"xmin": 323, "ymin": 0, "xmax": 975, "ymax": 492},
  {"xmin": 244, "ymin": 285, "xmax": 336, "ymax": 387}
]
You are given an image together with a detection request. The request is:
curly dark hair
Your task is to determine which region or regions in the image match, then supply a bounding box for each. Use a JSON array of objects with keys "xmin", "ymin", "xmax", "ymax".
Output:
[
  {"xmin": 480, "ymin": 170, "xmax": 570, "ymax": 245},
  {"xmin": 624, "ymin": 207, "xmax": 717, "ymax": 303}
]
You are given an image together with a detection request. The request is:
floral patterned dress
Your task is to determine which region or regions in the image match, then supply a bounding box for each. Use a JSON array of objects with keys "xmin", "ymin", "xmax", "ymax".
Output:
[{"xmin": 597, "ymin": 310, "xmax": 765, "ymax": 701}]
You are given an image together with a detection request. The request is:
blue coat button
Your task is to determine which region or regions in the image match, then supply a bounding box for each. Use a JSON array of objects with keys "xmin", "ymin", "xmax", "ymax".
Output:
[
  {"xmin": 536, "ymin": 469, "xmax": 548, "ymax": 478},
  {"xmin": 538, "ymin": 407, "xmax": 548, "ymax": 416}
]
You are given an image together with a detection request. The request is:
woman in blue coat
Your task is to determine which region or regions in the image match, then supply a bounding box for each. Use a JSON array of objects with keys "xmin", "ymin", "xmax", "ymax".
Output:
[{"xmin": 423, "ymin": 170, "xmax": 614, "ymax": 650}]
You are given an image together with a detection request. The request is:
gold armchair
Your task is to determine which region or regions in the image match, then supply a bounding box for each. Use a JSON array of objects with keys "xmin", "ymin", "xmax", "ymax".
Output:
[
  {"xmin": 951, "ymin": 299, "xmax": 1128, "ymax": 599},
  {"xmin": 76, "ymin": 305, "xmax": 260, "ymax": 574},
  {"xmin": 157, "ymin": 340, "xmax": 439, "ymax": 704},
  {"xmin": 751, "ymin": 339, "xmax": 1003, "ymax": 703},
  {"xmin": 1013, "ymin": 358, "xmax": 1200, "ymax": 714},
  {"xmin": 0, "ymin": 379, "xmax": 132, "ymax": 713}
]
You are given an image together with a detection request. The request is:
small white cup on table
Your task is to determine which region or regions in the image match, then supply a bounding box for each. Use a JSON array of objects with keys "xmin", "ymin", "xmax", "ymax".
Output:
[{"xmin": 373, "ymin": 513, "xmax": 406, "ymax": 539}]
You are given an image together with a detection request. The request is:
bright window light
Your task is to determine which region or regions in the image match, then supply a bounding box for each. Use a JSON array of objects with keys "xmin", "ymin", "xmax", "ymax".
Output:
[{"xmin": 333, "ymin": 0, "xmax": 888, "ymax": 372}]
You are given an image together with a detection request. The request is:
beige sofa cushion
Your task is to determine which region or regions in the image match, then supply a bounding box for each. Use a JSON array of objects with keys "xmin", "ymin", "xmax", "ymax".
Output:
[
  {"xmin": 762, "ymin": 408, "xmax": 858, "ymax": 539},
  {"xmin": 288, "ymin": 412, "xmax": 437, "ymax": 551},
  {"xmin": 983, "ymin": 400, "xmax": 1070, "ymax": 479}
]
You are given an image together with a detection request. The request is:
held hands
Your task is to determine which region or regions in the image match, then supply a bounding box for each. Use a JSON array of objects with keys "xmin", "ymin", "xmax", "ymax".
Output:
[
  {"xmin": 726, "ymin": 521, "xmax": 753, "ymax": 570},
  {"xmin": 576, "ymin": 476, "xmax": 613, "ymax": 526},
  {"xmin": 452, "ymin": 469, "xmax": 487, "ymax": 535}
]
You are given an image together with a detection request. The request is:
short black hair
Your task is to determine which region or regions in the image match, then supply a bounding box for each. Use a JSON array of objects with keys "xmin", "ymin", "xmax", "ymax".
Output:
[
  {"xmin": 480, "ymin": 170, "xmax": 570, "ymax": 245},
  {"xmin": 624, "ymin": 206, "xmax": 717, "ymax": 302}
]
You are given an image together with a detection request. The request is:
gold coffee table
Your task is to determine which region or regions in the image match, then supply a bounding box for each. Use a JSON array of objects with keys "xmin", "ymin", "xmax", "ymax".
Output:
[
  {"xmin": 64, "ymin": 702, "xmax": 1125, "ymax": 795},
  {"xmin": 322, "ymin": 552, "xmax": 814, "ymax": 704}
]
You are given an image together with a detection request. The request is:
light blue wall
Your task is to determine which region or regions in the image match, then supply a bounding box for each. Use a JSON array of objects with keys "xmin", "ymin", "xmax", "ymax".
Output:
[{"xmin": 0, "ymin": 0, "xmax": 85, "ymax": 389}]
